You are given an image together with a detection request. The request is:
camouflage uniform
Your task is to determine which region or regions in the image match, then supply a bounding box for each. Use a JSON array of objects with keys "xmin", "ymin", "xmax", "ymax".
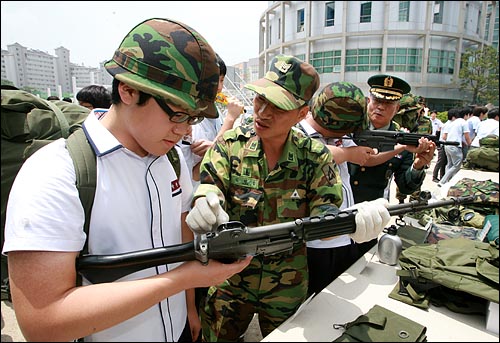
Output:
[
  {"xmin": 393, "ymin": 94, "xmax": 432, "ymax": 203},
  {"xmin": 194, "ymin": 55, "xmax": 343, "ymax": 341}
]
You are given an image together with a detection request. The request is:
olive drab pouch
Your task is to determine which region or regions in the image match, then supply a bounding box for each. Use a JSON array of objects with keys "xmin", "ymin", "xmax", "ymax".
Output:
[
  {"xmin": 332, "ymin": 305, "xmax": 427, "ymax": 342},
  {"xmin": 394, "ymin": 238, "xmax": 499, "ymax": 313}
]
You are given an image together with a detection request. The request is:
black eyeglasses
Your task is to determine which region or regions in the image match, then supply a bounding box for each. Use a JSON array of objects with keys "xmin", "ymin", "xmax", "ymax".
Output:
[{"xmin": 154, "ymin": 97, "xmax": 204, "ymax": 125}]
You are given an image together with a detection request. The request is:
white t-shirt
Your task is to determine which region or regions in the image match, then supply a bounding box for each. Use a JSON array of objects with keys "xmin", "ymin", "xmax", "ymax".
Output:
[
  {"xmin": 3, "ymin": 112, "xmax": 193, "ymax": 342},
  {"xmin": 431, "ymin": 118, "xmax": 443, "ymax": 136},
  {"xmin": 298, "ymin": 120, "xmax": 353, "ymax": 249},
  {"xmin": 467, "ymin": 116, "xmax": 481, "ymax": 140},
  {"xmin": 471, "ymin": 119, "xmax": 499, "ymax": 147},
  {"xmin": 443, "ymin": 118, "xmax": 469, "ymax": 147}
]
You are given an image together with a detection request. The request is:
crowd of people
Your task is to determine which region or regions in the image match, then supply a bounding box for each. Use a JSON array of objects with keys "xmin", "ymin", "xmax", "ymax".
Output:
[{"xmin": 2, "ymin": 16, "xmax": 498, "ymax": 343}]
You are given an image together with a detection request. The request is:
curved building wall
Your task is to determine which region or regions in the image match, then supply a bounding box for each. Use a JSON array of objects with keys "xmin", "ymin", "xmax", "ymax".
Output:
[{"xmin": 258, "ymin": 1, "xmax": 498, "ymax": 110}]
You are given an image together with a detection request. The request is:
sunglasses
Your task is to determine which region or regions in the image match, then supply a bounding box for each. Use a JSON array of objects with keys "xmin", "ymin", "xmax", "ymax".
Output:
[{"xmin": 154, "ymin": 97, "xmax": 204, "ymax": 125}]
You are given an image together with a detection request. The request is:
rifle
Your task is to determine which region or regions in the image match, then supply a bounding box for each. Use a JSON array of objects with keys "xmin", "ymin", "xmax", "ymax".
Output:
[
  {"xmin": 76, "ymin": 194, "xmax": 479, "ymax": 284},
  {"xmin": 349, "ymin": 129, "xmax": 459, "ymax": 152}
]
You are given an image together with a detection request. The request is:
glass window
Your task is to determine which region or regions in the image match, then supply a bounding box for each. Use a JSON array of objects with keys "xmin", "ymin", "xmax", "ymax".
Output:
[
  {"xmin": 309, "ymin": 49, "xmax": 341, "ymax": 73},
  {"xmin": 427, "ymin": 49, "xmax": 455, "ymax": 74},
  {"xmin": 399, "ymin": 1, "xmax": 410, "ymax": 22},
  {"xmin": 344, "ymin": 48, "xmax": 381, "ymax": 72},
  {"xmin": 433, "ymin": 1, "xmax": 443, "ymax": 24},
  {"xmin": 325, "ymin": 2, "xmax": 335, "ymax": 27},
  {"xmin": 360, "ymin": 2, "xmax": 372, "ymax": 23},
  {"xmin": 386, "ymin": 47, "xmax": 422, "ymax": 72},
  {"xmin": 297, "ymin": 9, "xmax": 305, "ymax": 32}
]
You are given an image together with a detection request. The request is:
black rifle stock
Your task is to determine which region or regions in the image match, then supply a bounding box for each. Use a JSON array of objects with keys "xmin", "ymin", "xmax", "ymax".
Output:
[
  {"xmin": 76, "ymin": 195, "xmax": 477, "ymax": 284},
  {"xmin": 351, "ymin": 129, "xmax": 459, "ymax": 152}
]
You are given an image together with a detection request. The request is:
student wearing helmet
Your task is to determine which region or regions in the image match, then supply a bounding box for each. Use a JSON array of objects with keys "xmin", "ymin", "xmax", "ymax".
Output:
[
  {"xmin": 2, "ymin": 18, "xmax": 252, "ymax": 342},
  {"xmin": 297, "ymin": 81, "xmax": 379, "ymax": 295}
]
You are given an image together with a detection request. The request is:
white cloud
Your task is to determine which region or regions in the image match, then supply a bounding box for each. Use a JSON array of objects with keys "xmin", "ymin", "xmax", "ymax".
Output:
[{"xmin": 1, "ymin": 1, "xmax": 268, "ymax": 67}]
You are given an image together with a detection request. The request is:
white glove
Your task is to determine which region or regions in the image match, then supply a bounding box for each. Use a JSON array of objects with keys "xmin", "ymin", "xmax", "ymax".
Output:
[
  {"xmin": 348, "ymin": 198, "xmax": 390, "ymax": 243},
  {"xmin": 186, "ymin": 192, "xmax": 229, "ymax": 234}
]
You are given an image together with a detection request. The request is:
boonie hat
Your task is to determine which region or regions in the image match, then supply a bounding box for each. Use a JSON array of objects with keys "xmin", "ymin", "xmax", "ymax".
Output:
[
  {"xmin": 367, "ymin": 74, "xmax": 411, "ymax": 101},
  {"xmin": 312, "ymin": 81, "xmax": 368, "ymax": 135},
  {"xmin": 244, "ymin": 54, "xmax": 319, "ymax": 111},
  {"xmin": 105, "ymin": 18, "xmax": 220, "ymax": 118}
]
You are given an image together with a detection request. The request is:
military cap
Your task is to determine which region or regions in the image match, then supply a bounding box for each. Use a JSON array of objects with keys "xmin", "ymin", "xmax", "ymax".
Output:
[
  {"xmin": 244, "ymin": 54, "xmax": 320, "ymax": 111},
  {"xmin": 311, "ymin": 81, "xmax": 368, "ymax": 134},
  {"xmin": 105, "ymin": 18, "xmax": 220, "ymax": 118},
  {"xmin": 367, "ymin": 74, "xmax": 411, "ymax": 101}
]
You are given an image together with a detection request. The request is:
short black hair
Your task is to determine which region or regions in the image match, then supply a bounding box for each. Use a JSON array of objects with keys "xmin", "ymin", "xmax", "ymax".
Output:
[
  {"xmin": 487, "ymin": 107, "xmax": 499, "ymax": 119},
  {"xmin": 77, "ymin": 85, "xmax": 111, "ymax": 109},
  {"xmin": 216, "ymin": 53, "xmax": 226, "ymax": 77}
]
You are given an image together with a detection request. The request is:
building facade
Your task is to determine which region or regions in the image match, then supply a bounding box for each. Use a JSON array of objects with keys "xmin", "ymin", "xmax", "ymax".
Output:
[
  {"xmin": 258, "ymin": 1, "xmax": 499, "ymax": 110},
  {"xmin": 1, "ymin": 43, "xmax": 111, "ymax": 98}
]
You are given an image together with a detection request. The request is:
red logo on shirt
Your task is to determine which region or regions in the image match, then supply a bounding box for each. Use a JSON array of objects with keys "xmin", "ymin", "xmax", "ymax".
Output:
[{"xmin": 171, "ymin": 179, "xmax": 181, "ymax": 197}]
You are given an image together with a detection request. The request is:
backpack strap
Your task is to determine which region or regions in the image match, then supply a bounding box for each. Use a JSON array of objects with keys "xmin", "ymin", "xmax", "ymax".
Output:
[
  {"xmin": 167, "ymin": 147, "xmax": 181, "ymax": 178},
  {"xmin": 45, "ymin": 99, "xmax": 71, "ymax": 138},
  {"xmin": 66, "ymin": 129, "xmax": 97, "ymax": 255}
]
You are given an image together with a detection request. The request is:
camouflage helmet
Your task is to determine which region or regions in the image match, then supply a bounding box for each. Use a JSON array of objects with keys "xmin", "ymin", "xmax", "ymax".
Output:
[
  {"xmin": 104, "ymin": 18, "xmax": 220, "ymax": 118},
  {"xmin": 394, "ymin": 93, "xmax": 424, "ymax": 130},
  {"xmin": 244, "ymin": 54, "xmax": 320, "ymax": 111},
  {"xmin": 398, "ymin": 93, "xmax": 423, "ymax": 113},
  {"xmin": 311, "ymin": 81, "xmax": 368, "ymax": 134}
]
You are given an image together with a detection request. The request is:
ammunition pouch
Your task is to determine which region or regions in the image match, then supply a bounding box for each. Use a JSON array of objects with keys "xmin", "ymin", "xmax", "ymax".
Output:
[{"xmin": 333, "ymin": 305, "xmax": 427, "ymax": 342}]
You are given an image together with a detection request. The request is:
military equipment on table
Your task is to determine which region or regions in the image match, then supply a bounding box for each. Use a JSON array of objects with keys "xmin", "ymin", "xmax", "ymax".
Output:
[
  {"xmin": 77, "ymin": 194, "xmax": 479, "ymax": 284},
  {"xmin": 349, "ymin": 129, "xmax": 459, "ymax": 152}
]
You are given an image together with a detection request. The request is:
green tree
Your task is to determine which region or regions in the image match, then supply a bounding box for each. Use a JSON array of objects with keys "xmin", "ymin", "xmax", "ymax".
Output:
[{"xmin": 459, "ymin": 46, "xmax": 499, "ymax": 105}]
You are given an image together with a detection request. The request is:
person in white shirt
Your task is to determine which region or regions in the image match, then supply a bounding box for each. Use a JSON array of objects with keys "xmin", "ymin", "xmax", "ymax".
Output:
[
  {"xmin": 467, "ymin": 106, "xmax": 488, "ymax": 143},
  {"xmin": 297, "ymin": 82, "xmax": 377, "ymax": 296},
  {"xmin": 430, "ymin": 110, "xmax": 443, "ymax": 136},
  {"xmin": 470, "ymin": 107, "xmax": 499, "ymax": 148},
  {"xmin": 183, "ymin": 53, "xmax": 244, "ymax": 190},
  {"xmin": 2, "ymin": 18, "xmax": 251, "ymax": 342},
  {"xmin": 438, "ymin": 107, "xmax": 472, "ymax": 186}
]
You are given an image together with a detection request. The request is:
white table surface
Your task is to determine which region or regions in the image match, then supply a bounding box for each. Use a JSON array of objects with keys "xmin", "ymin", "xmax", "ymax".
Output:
[{"xmin": 262, "ymin": 244, "xmax": 499, "ymax": 342}]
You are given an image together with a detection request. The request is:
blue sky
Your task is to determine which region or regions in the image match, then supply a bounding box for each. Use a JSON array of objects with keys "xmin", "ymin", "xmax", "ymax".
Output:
[{"xmin": 1, "ymin": 1, "xmax": 269, "ymax": 67}]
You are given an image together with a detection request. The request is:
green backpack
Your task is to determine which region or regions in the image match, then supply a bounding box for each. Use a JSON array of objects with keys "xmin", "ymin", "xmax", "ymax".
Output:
[
  {"xmin": 464, "ymin": 135, "xmax": 499, "ymax": 172},
  {"xmin": 1, "ymin": 89, "xmax": 181, "ymax": 296}
]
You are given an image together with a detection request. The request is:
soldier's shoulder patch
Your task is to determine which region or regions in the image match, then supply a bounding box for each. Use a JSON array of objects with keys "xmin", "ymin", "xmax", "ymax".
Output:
[{"xmin": 322, "ymin": 162, "xmax": 338, "ymax": 186}]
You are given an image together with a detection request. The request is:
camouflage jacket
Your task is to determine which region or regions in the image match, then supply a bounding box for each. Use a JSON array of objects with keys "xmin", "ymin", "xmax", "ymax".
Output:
[
  {"xmin": 195, "ymin": 123, "xmax": 343, "ymax": 227},
  {"xmin": 415, "ymin": 115, "xmax": 432, "ymax": 134}
]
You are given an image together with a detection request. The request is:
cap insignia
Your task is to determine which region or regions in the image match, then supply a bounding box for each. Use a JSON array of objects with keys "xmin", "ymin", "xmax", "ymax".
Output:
[
  {"xmin": 384, "ymin": 76, "xmax": 394, "ymax": 87},
  {"xmin": 384, "ymin": 76, "xmax": 393, "ymax": 87},
  {"xmin": 275, "ymin": 60, "xmax": 292, "ymax": 74}
]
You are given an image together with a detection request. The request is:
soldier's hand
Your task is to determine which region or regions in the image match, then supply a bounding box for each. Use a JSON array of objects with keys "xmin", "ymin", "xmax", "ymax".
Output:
[
  {"xmin": 348, "ymin": 198, "xmax": 390, "ymax": 243},
  {"xmin": 186, "ymin": 192, "xmax": 229, "ymax": 234}
]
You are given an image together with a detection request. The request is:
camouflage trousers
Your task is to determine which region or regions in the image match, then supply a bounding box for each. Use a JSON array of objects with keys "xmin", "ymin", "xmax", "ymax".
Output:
[{"xmin": 200, "ymin": 244, "xmax": 308, "ymax": 342}]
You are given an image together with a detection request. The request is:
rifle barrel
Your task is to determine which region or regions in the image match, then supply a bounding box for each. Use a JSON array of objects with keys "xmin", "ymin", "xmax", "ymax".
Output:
[{"xmin": 77, "ymin": 241, "xmax": 195, "ymax": 284}]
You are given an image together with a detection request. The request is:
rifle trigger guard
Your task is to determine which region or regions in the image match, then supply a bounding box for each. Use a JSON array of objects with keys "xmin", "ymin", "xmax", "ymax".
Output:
[{"xmin": 194, "ymin": 234, "xmax": 209, "ymax": 265}]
